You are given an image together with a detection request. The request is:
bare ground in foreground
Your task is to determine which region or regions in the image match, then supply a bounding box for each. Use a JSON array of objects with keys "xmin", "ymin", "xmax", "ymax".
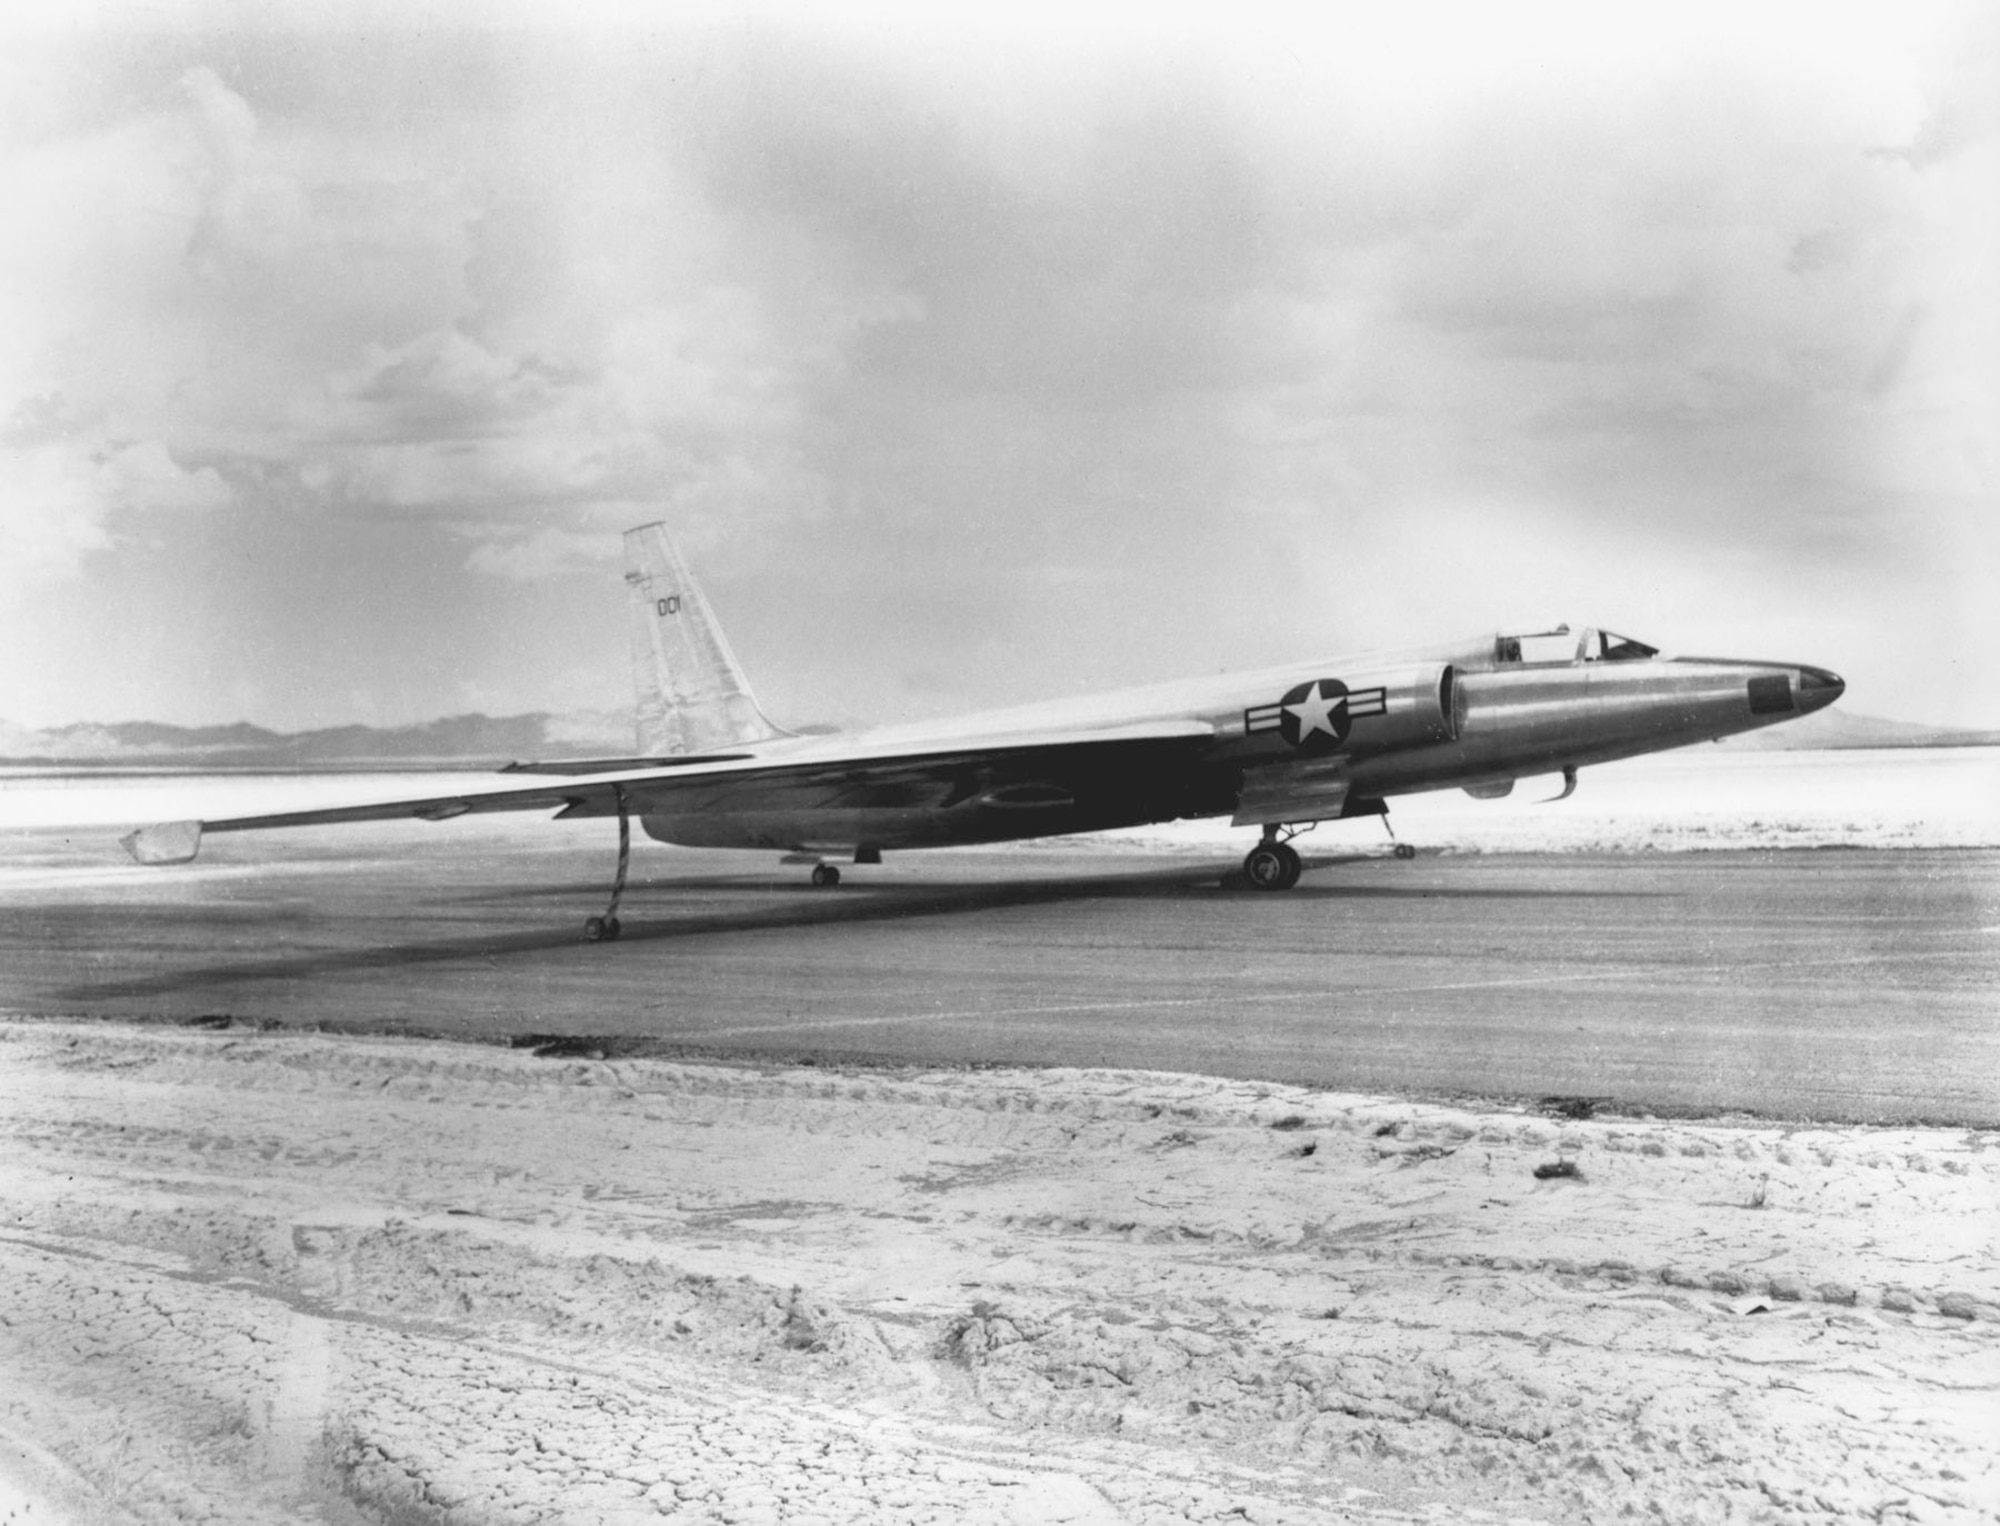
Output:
[{"xmin": 0, "ymin": 1019, "xmax": 1995, "ymax": 1525}]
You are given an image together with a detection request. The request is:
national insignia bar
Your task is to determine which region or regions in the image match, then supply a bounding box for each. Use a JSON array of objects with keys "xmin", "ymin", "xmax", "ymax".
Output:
[{"xmin": 1245, "ymin": 680, "xmax": 1389, "ymax": 748}]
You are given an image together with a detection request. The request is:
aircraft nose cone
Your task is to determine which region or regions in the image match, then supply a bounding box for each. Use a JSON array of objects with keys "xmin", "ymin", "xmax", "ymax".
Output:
[{"xmin": 1797, "ymin": 666, "xmax": 1845, "ymax": 712}]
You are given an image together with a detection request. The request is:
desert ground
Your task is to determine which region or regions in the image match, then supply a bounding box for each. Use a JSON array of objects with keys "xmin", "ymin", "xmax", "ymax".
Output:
[
  {"xmin": 1, "ymin": 1017, "xmax": 1995, "ymax": 1525},
  {"xmin": 3, "ymin": 750, "xmax": 1996, "ymax": 1522}
]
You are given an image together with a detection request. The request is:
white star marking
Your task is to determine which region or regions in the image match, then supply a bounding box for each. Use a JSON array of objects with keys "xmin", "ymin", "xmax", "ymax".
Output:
[{"xmin": 1284, "ymin": 682, "xmax": 1343, "ymax": 741}]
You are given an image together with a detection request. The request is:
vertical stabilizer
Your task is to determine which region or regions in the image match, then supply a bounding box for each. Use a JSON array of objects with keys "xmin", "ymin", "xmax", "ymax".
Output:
[{"xmin": 624, "ymin": 523, "xmax": 789, "ymax": 755}]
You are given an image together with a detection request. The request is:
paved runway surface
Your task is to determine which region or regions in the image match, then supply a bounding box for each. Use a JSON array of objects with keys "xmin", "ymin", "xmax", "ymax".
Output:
[{"xmin": 4, "ymin": 823, "xmax": 1995, "ymax": 1124}]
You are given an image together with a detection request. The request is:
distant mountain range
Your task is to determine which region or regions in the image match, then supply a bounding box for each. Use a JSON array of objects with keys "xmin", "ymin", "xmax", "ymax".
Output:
[
  {"xmin": 1710, "ymin": 707, "xmax": 2000, "ymax": 750},
  {"xmin": 0, "ymin": 712, "xmax": 636, "ymax": 769},
  {"xmin": 1, "ymin": 705, "xmax": 1993, "ymax": 768}
]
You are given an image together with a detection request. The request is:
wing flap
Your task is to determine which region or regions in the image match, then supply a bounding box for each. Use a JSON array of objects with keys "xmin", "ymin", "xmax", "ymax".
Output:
[{"xmin": 1232, "ymin": 758, "xmax": 1352, "ymax": 827}]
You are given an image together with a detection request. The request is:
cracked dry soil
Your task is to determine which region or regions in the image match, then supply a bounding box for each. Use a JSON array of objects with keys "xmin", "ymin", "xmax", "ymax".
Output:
[{"xmin": 0, "ymin": 1019, "xmax": 1994, "ymax": 1524}]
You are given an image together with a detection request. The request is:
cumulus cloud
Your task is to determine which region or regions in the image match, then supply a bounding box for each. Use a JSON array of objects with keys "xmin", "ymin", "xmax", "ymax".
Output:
[
  {"xmin": 0, "ymin": 6, "xmax": 1992, "ymax": 728},
  {"xmin": 464, "ymin": 526, "xmax": 617, "ymax": 582},
  {"xmin": 0, "ymin": 390, "xmax": 233, "ymax": 594}
]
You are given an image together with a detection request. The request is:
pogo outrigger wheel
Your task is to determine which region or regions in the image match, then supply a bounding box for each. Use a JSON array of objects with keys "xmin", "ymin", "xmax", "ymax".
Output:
[
  {"xmin": 1384, "ymin": 816, "xmax": 1418, "ymax": 860},
  {"xmin": 583, "ymin": 785, "xmax": 631, "ymax": 942}
]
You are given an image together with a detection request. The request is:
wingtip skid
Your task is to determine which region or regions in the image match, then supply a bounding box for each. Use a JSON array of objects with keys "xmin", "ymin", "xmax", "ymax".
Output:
[{"xmin": 122, "ymin": 820, "xmax": 204, "ymax": 866}]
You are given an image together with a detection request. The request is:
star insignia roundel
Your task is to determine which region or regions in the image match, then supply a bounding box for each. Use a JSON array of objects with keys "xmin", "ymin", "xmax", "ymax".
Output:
[
  {"xmin": 1280, "ymin": 678, "xmax": 1352, "ymax": 748},
  {"xmin": 1244, "ymin": 678, "xmax": 1389, "ymax": 750}
]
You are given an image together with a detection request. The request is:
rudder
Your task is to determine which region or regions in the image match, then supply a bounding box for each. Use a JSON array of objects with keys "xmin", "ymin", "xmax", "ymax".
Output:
[{"xmin": 624, "ymin": 522, "xmax": 789, "ymax": 755}]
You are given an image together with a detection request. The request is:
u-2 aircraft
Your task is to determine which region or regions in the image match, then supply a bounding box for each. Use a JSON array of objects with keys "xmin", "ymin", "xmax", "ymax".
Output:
[{"xmin": 125, "ymin": 522, "xmax": 1845, "ymax": 939}]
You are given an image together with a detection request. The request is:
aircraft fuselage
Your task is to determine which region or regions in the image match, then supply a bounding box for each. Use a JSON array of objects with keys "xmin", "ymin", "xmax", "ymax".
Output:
[{"xmin": 636, "ymin": 649, "xmax": 1845, "ymax": 854}]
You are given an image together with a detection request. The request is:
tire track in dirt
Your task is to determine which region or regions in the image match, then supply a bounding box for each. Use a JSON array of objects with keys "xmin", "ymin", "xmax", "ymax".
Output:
[{"xmin": 1, "ymin": 1020, "xmax": 1994, "ymax": 1523}]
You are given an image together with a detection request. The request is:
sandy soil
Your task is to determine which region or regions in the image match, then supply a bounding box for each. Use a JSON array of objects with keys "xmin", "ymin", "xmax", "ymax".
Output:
[{"xmin": 1, "ymin": 1019, "xmax": 1994, "ymax": 1525}]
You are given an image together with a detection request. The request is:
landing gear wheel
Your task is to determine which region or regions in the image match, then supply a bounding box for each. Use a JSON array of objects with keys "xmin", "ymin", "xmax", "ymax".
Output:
[
  {"xmin": 1243, "ymin": 841, "xmax": 1302, "ymax": 891},
  {"xmin": 583, "ymin": 915, "xmax": 622, "ymax": 942},
  {"xmin": 1393, "ymin": 843, "xmax": 1417, "ymax": 860},
  {"xmin": 810, "ymin": 863, "xmax": 842, "ymax": 888}
]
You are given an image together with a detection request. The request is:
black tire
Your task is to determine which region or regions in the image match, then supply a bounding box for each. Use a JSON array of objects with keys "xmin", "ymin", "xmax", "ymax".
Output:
[
  {"xmin": 583, "ymin": 916, "xmax": 610, "ymax": 942},
  {"xmin": 1276, "ymin": 842, "xmax": 1303, "ymax": 888},
  {"xmin": 1394, "ymin": 843, "xmax": 1417, "ymax": 860},
  {"xmin": 1243, "ymin": 842, "xmax": 1301, "ymax": 891},
  {"xmin": 811, "ymin": 864, "xmax": 841, "ymax": 888}
]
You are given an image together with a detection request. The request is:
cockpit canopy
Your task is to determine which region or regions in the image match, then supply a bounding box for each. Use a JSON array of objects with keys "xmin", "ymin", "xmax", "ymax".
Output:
[
  {"xmin": 1581, "ymin": 628, "xmax": 1659, "ymax": 662},
  {"xmin": 1493, "ymin": 625, "xmax": 1660, "ymax": 665}
]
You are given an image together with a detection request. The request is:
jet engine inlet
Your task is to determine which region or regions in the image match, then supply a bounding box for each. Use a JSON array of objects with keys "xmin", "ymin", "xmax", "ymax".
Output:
[{"xmin": 1367, "ymin": 663, "xmax": 1460, "ymax": 750}]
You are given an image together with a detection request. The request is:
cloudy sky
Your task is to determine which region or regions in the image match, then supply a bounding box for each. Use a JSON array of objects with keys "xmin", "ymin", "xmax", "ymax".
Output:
[{"xmin": 2, "ymin": 1, "xmax": 1993, "ymax": 735}]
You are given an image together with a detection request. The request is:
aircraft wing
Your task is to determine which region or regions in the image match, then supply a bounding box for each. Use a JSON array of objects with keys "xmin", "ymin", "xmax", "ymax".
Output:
[
  {"xmin": 120, "ymin": 778, "xmax": 600, "ymax": 865},
  {"xmin": 120, "ymin": 719, "xmax": 1217, "ymax": 865}
]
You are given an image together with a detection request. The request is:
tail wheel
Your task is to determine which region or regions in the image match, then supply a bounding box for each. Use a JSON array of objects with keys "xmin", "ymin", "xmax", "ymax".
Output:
[
  {"xmin": 810, "ymin": 863, "xmax": 842, "ymax": 888},
  {"xmin": 583, "ymin": 915, "xmax": 622, "ymax": 942},
  {"xmin": 1243, "ymin": 841, "xmax": 1302, "ymax": 891},
  {"xmin": 1393, "ymin": 842, "xmax": 1417, "ymax": 860}
]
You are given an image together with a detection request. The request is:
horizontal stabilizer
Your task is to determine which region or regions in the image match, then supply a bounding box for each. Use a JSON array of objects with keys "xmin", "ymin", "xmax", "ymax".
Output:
[{"xmin": 122, "ymin": 820, "xmax": 203, "ymax": 865}]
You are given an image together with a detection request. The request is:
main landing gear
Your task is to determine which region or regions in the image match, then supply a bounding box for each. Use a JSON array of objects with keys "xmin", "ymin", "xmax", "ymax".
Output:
[
  {"xmin": 1242, "ymin": 828, "xmax": 1305, "ymax": 891},
  {"xmin": 799, "ymin": 845, "xmax": 877, "ymax": 887},
  {"xmin": 583, "ymin": 785, "xmax": 631, "ymax": 942},
  {"xmin": 1239, "ymin": 810, "xmax": 1419, "ymax": 889}
]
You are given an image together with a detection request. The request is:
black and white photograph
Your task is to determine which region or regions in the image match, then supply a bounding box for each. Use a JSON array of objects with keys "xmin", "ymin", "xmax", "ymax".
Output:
[{"xmin": 2, "ymin": 2, "xmax": 1995, "ymax": 1521}]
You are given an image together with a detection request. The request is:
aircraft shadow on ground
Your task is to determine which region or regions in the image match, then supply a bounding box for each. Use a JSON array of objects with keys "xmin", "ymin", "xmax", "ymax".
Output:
[{"xmin": 54, "ymin": 857, "xmax": 1644, "ymax": 1004}]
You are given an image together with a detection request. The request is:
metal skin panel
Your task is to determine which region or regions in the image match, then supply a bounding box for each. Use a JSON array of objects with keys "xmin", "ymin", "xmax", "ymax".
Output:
[
  {"xmin": 640, "ymin": 658, "xmax": 1836, "ymax": 851},
  {"xmin": 631, "ymin": 661, "xmax": 1454, "ymax": 847},
  {"xmin": 1341, "ymin": 659, "xmax": 1829, "ymax": 799},
  {"xmin": 1238, "ymin": 664, "xmax": 1455, "ymax": 759},
  {"xmin": 638, "ymin": 738, "xmax": 1240, "ymax": 851}
]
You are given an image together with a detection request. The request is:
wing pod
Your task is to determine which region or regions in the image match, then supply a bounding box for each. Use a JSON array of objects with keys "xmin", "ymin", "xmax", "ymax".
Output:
[{"xmin": 121, "ymin": 820, "xmax": 203, "ymax": 865}]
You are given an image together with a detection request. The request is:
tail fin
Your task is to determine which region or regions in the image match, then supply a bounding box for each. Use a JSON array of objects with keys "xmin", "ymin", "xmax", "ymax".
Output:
[{"xmin": 624, "ymin": 522, "xmax": 789, "ymax": 755}]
